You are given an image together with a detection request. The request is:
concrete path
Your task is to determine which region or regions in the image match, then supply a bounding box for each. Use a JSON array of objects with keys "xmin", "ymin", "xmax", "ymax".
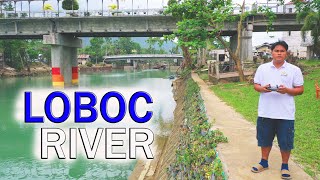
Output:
[{"xmin": 191, "ymin": 73, "xmax": 312, "ymax": 180}]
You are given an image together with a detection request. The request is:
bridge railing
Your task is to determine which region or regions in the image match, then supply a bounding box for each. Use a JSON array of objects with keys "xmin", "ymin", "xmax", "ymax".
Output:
[
  {"xmin": 233, "ymin": 3, "xmax": 296, "ymax": 14},
  {"xmin": 0, "ymin": 3, "xmax": 297, "ymax": 19},
  {"xmin": 0, "ymin": 8, "xmax": 166, "ymax": 18}
]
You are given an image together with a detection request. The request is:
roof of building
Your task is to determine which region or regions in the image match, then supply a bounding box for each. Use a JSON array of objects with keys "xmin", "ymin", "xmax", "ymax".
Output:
[
  {"xmin": 77, "ymin": 54, "xmax": 90, "ymax": 59},
  {"xmin": 255, "ymin": 42, "xmax": 271, "ymax": 49}
]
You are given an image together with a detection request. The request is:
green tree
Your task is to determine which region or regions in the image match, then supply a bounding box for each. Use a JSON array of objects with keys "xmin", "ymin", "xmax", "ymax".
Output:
[
  {"xmin": 0, "ymin": 40, "xmax": 27, "ymax": 70},
  {"xmin": 26, "ymin": 40, "xmax": 51, "ymax": 65},
  {"xmin": 114, "ymin": 37, "xmax": 141, "ymax": 55},
  {"xmin": 165, "ymin": 1, "xmax": 232, "ymax": 70},
  {"xmin": 158, "ymin": 49, "xmax": 167, "ymax": 54},
  {"xmin": 104, "ymin": 37, "xmax": 116, "ymax": 56},
  {"xmin": 132, "ymin": 42, "xmax": 142, "ymax": 54},
  {"xmin": 62, "ymin": 0, "xmax": 79, "ymax": 10},
  {"xmin": 146, "ymin": 37, "xmax": 168, "ymax": 54},
  {"xmin": 143, "ymin": 46, "xmax": 157, "ymax": 54},
  {"xmin": 0, "ymin": 39, "xmax": 51, "ymax": 69},
  {"xmin": 169, "ymin": 44, "xmax": 181, "ymax": 54},
  {"xmin": 166, "ymin": 0, "xmax": 261, "ymax": 81},
  {"xmin": 293, "ymin": 0, "xmax": 320, "ymax": 57},
  {"xmin": 83, "ymin": 37, "xmax": 106, "ymax": 63},
  {"xmin": 146, "ymin": 37, "xmax": 165, "ymax": 48}
]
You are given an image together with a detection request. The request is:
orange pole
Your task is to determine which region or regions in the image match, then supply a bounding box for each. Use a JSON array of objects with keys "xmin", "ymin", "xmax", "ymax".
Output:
[
  {"xmin": 316, "ymin": 82, "xmax": 320, "ymax": 99},
  {"xmin": 72, "ymin": 67, "xmax": 79, "ymax": 85}
]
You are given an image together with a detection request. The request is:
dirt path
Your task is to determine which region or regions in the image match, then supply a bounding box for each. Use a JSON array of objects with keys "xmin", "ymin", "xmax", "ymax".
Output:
[{"xmin": 192, "ymin": 72, "xmax": 312, "ymax": 180}]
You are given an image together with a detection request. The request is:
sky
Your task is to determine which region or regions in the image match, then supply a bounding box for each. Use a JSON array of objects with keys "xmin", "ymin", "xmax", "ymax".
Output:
[{"xmin": 7, "ymin": 0, "xmax": 292, "ymax": 47}]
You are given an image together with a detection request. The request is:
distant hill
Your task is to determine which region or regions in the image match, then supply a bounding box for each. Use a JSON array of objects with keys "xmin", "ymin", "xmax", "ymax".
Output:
[{"xmin": 80, "ymin": 37, "xmax": 179, "ymax": 53}]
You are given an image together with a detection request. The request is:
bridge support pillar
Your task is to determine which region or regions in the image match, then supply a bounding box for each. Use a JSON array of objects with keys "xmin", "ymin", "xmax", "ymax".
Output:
[
  {"xmin": 230, "ymin": 34, "xmax": 237, "ymax": 62},
  {"xmin": 133, "ymin": 60, "xmax": 138, "ymax": 69},
  {"xmin": 306, "ymin": 46, "xmax": 314, "ymax": 60},
  {"xmin": 230, "ymin": 24, "xmax": 253, "ymax": 68},
  {"xmin": 43, "ymin": 33, "xmax": 82, "ymax": 88},
  {"xmin": 240, "ymin": 24, "xmax": 253, "ymax": 62}
]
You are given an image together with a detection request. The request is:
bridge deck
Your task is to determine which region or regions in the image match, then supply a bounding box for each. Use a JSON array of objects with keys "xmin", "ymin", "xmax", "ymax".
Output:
[{"xmin": 0, "ymin": 13, "xmax": 302, "ymax": 39}]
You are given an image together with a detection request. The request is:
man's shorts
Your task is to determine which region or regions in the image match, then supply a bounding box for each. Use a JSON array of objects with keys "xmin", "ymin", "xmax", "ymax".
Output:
[{"xmin": 256, "ymin": 117, "xmax": 295, "ymax": 151}]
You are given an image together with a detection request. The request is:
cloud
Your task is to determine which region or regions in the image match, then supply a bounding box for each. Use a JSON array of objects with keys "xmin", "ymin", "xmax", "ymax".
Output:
[{"xmin": 252, "ymin": 32, "xmax": 282, "ymax": 47}]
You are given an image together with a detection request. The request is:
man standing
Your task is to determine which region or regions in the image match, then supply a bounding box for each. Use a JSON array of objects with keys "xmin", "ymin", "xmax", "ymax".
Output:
[{"xmin": 251, "ymin": 41, "xmax": 304, "ymax": 179}]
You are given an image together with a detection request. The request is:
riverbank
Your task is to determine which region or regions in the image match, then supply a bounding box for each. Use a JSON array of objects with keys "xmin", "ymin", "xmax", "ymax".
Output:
[
  {"xmin": 130, "ymin": 73, "xmax": 228, "ymax": 179},
  {"xmin": 79, "ymin": 65, "xmax": 112, "ymax": 73},
  {"xmin": 0, "ymin": 64, "xmax": 113, "ymax": 78},
  {"xmin": 0, "ymin": 64, "xmax": 51, "ymax": 77},
  {"xmin": 129, "ymin": 77, "xmax": 186, "ymax": 179}
]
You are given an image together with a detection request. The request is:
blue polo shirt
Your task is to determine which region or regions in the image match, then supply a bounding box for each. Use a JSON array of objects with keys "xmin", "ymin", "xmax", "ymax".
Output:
[{"xmin": 254, "ymin": 61, "xmax": 304, "ymax": 120}]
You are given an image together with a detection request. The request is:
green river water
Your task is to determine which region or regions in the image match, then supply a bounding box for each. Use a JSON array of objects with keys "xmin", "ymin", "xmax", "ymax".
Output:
[{"xmin": 0, "ymin": 69, "xmax": 176, "ymax": 180}]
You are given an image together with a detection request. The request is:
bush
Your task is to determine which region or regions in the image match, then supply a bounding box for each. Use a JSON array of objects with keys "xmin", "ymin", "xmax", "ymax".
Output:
[
  {"xmin": 21, "ymin": 13, "xmax": 27, "ymax": 18},
  {"xmin": 62, "ymin": 0, "xmax": 79, "ymax": 10},
  {"xmin": 85, "ymin": 61, "xmax": 92, "ymax": 67}
]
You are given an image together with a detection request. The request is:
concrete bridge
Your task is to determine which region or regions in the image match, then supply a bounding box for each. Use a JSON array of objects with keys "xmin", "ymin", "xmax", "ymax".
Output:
[
  {"xmin": 0, "ymin": 5, "xmax": 304, "ymax": 87},
  {"xmin": 103, "ymin": 54, "xmax": 183, "ymax": 70},
  {"xmin": 103, "ymin": 54, "xmax": 183, "ymax": 61},
  {"xmin": 0, "ymin": 14, "xmax": 302, "ymax": 38}
]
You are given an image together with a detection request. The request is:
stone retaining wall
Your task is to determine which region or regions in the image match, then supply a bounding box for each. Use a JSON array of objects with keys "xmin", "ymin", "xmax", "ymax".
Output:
[{"xmin": 129, "ymin": 77, "xmax": 186, "ymax": 180}]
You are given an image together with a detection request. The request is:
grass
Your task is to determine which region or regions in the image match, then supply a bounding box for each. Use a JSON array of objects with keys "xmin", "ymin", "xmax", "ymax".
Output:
[
  {"xmin": 298, "ymin": 59, "xmax": 320, "ymax": 67},
  {"xmin": 199, "ymin": 72, "xmax": 209, "ymax": 82},
  {"xmin": 210, "ymin": 62, "xmax": 320, "ymax": 177},
  {"xmin": 196, "ymin": 69, "xmax": 209, "ymax": 82}
]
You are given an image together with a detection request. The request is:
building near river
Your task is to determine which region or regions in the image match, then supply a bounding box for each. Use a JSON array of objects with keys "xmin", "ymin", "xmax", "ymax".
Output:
[
  {"xmin": 77, "ymin": 54, "xmax": 91, "ymax": 65},
  {"xmin": 282, "ymin": 31, "xmax": 313, "ymax": 59}
]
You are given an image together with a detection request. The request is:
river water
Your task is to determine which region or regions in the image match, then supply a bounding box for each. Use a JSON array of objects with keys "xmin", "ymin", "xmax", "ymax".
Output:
[{"xmin": 0, "ymin": 69, "xmax": 176, "ymax": 179}]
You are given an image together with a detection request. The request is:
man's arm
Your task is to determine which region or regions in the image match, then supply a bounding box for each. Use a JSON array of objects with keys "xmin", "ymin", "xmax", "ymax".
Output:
[
  {"xmin": 277, "ymin": 85, "xmax": 304, "ymax": 96},
  {"xmin": 254, "ymin": 83, "xmax": 271, "ymax": 93}
]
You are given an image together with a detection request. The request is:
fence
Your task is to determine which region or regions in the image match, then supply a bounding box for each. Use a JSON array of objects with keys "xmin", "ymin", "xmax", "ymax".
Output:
[
  {"xmin": 0, "ymin": 2, "xmax": 297, "ymax": 19},
  {"xmin": 208, "ymin": 60, "xmax": 237, "ymax": 79},
  {"xmin": 0, "ymin": 8, "xmax": 166, "ymax": 18}
]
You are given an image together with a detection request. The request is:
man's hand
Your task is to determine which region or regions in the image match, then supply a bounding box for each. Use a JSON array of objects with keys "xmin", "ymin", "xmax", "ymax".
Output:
[
  {"xmin": 277, "ymin": 85, "xmax": 287, "ymax": 94},
  {"xmin": 277, "ymin": 84, "xmax": 304, "ymax": 96},
  {"xmin": 254, "ymin": 84, "xmax": 272, "ymax": 93}
]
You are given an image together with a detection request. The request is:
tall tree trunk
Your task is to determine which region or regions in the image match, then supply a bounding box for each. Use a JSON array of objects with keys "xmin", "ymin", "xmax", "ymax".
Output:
[
  {"xmin": 197, "ymin": 48, "xmax": 201, "ymax": 67},
  {"xmin": 213, "ymin": 1, "xmax": 246, "ymax": 82},
  {"xmin": 18, "ymin": 52, "xmax": 25, "ymax": 70},
  {"xmin": 217, "ymin": 36, "xmax": 245, "ymax": 82},
  {"xmin": 196, "ymin": 48, "xmax": 207, "ymax": 67},
  {"xmin": 20, "ymin": 50, "xmax": 30, "ymax": 72},
  {"xmin": 181, "ymin": 46, "xmax": 191, "ymax": 69},
  {"xmin": 202, "ymin": 48, "xmax": 207, "ymax": 66}
]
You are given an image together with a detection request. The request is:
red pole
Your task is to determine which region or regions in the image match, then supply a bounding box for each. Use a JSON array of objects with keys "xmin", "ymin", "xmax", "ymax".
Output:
[{"xmin": 316, "ymin": 82, "xmax": 320, "ymax": 99}]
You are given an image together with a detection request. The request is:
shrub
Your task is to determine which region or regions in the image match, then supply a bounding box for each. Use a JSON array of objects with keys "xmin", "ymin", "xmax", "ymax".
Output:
[
  {"xmin": 62, "ymin": 0, "xmax": 79, "ymax": 10},
  {"xmin": 86, "ymin": 61, "xmax": 92, "ymax": 67}
]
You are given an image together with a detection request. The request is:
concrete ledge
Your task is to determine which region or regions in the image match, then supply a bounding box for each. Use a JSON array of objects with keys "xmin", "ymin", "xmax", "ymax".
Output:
[{"xmin": 209, "ymin": 71, "xmax": 254, "ymax": 84}]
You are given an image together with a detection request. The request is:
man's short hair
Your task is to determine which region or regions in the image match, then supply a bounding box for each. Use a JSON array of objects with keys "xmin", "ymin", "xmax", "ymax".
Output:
[{"xmin": 271, "ymin": 41, "xmax": 288, "ymax": 51}]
